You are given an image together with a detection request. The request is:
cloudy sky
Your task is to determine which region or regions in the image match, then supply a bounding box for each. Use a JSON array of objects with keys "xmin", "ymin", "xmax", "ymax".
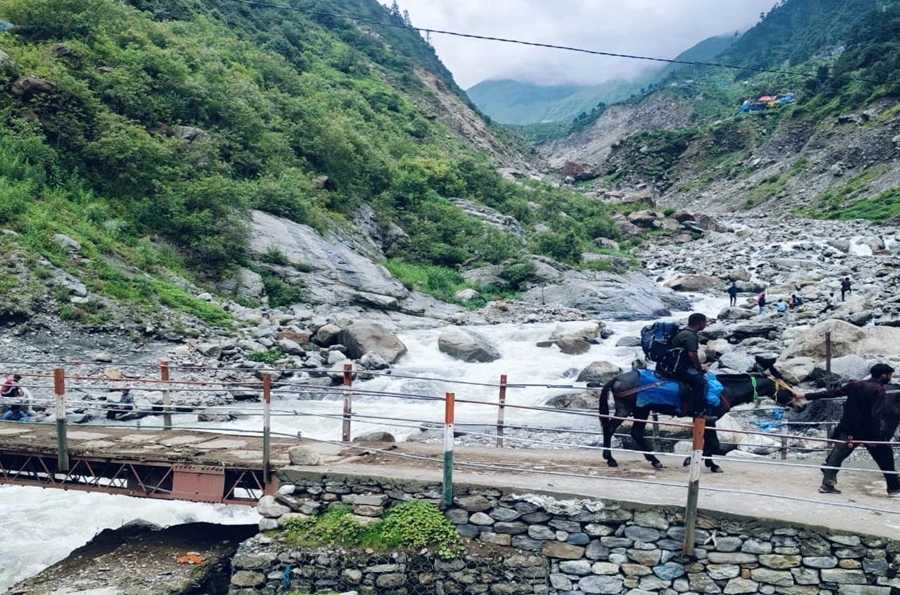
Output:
[{"xmin": 386, "ymin": 1, "xmax": 781, "ymax": 89}]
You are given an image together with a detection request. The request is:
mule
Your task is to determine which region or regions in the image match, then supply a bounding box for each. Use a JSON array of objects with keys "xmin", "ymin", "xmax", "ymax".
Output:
[{"xmin": 598, "ymin": 369, "xmax": 800, "ymax": 472}]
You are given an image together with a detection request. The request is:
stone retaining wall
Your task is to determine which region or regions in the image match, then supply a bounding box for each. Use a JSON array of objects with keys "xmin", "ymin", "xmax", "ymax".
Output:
[{"xmin": 231, "ymin": 469, "xmax": 900, "ymax": 595}]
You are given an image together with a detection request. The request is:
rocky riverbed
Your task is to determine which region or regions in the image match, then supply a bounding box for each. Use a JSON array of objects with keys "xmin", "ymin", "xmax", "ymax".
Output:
[{"xmin": 4, "ymin": 213, "xmax": 900, "ymax": 594}]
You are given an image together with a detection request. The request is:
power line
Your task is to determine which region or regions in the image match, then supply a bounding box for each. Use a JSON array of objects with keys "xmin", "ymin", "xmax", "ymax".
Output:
[{"xmin": 223, "ymin": 0, "xmax": 817, "ymax": 80}]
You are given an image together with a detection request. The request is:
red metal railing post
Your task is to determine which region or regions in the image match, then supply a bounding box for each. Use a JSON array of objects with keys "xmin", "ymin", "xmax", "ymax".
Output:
[
  {"xmin": 54, "ymin": 368, "xmax": 69, "ymax": 472},
  {"xmin": 342, "ymin": 363, "xmax": 353, "ymax": 442},
  {"xmin": 496, "ymin": 374, "xmax": 507, "ymax": 448},
  {"xmin": 683, "ymin": 417, "xmax": 706, "ymax": 556},
  {"xmin": 263, "ymin": 373, "xmax": 272, "ymax": 484},
  {"xmin": 160, "ymin": 361, "xmax": 172, "ymax": 430}
]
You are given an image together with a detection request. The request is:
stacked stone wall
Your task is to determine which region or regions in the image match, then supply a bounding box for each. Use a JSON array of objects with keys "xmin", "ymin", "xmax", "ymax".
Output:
[{"xmin": 230, "ymin": 470, "xmax": 900, "ymax": 595}]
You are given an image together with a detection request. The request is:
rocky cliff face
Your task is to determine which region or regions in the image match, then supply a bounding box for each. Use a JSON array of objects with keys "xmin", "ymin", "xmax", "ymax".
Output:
[{"xmin": 540, "ymin": 94, "xmax": 900, "ymax": 217}]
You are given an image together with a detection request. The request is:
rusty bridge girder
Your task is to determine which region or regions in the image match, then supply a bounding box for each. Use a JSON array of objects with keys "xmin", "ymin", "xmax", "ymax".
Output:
[{"xmin": 0, "ymin": 450, "xmax": 273, "ymax": 505}]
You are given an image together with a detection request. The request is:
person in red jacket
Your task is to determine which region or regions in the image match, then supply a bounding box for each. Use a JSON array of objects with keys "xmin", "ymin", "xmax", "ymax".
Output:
[
  {"xmin": 804, "ymin": 363, "xmax": 899, "ymax": 497},
  {"xmin": 1, "ymin": 374, "xmax": 26, "ymax": 421}
]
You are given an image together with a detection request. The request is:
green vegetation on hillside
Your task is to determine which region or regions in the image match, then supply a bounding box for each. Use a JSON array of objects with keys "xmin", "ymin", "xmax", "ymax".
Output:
[{"xmin": 0, "ymin": 0, "xmax": 628, "ymax": 315}]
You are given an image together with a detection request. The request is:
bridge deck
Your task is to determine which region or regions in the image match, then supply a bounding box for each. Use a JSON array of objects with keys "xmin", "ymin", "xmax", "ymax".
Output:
[
  {"xmin": 0, "ymin": 421, "xmax": 298, "ymax": 504},
  {"xmin": 0, "ymin": 421, "xmax": 295, "ymax": 467}
]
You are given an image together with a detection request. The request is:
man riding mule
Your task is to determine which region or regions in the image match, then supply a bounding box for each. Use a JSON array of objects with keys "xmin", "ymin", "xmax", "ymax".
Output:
[
  {"xmin": 598, "ymin": 324, "xmax": 802, "ymax": 472},
  {"xmin": 657, "ymin": 313, "xmax": 710, "ymax": 419}
]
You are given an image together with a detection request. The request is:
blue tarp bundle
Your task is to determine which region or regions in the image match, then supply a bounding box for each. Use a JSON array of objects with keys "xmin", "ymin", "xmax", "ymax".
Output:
[{"xmin": 634, "ymin": 369, "xmax": 723, "ymax": 410}]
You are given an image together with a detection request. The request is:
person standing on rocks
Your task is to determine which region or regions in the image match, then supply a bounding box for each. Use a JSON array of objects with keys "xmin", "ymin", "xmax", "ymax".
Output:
[
  {"xmin": 756, "ymin": 290, "xmax": 767, "ymax": 314},
  {"xmin": 727, "ymin": 282, "xmax": 739, "ymax": 307},
  {"xmin": 659, "ymin": 313, "xmax": 709, "ymax": 418},
  {"xmin": 0, "ymin": 374, "xmax": 27, "ymax": 421},
  {"xmin": 803, "ymin": 363, "xmax": 900, "ymax": 497},
  {"xmin": 820, "ymin": 292, "xmax": 837, "ymax": 316},
  {"xmin": 841, "ymin": 277, "xmax": 853, "ymax": 301}
]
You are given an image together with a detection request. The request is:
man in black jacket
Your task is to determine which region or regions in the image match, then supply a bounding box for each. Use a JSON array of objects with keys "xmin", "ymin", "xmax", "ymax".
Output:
[
  {"xmin": 660, "ymin": 313, "xmax": 709, "ymax": 418},
  {"xmin": 804, "ymin": 363, "xmax": 899, "ymax": 497}
]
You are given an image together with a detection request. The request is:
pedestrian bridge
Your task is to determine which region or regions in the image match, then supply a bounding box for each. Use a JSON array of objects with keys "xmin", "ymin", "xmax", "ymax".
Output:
[
  {"xmin": 1, "ymin": 420, "xmax": 899, "ymax": 541},
  {"xmin": 0, "ymin": 364, "xmax": 898, "ymax": 538},
  {"xmin": 0, "ymin": 422, "xmax": 291, "ymax": 505}
]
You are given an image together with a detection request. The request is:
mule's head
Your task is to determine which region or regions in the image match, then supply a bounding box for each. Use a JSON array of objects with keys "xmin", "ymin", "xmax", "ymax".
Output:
[{"xmin": 770, "ymin": 376, "xmax": 806, "ymax": 410}]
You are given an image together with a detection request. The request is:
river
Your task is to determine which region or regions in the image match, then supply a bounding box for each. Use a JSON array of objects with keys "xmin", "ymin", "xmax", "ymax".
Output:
[{"xmin": 0, "ymin": 294, "xmax": 725, "ymax": 591}]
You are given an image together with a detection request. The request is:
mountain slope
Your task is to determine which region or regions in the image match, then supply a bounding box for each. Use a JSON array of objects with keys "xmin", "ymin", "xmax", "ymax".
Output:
[
  {"xmin": 541, "ymin": 0, "xmax": 900, "ymax": 221},
  {"xmin": 467, "ymin": 78, "xmax": 646, "ymax": 125},
  {"xmin": 0, "ymin": 0, "xmax": 638, "ymax": 331}
]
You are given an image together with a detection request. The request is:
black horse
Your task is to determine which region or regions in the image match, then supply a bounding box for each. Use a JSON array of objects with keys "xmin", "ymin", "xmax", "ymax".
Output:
[{"xmin": 598, "ymin": 369, "xmax": 801, "ymax": 472}]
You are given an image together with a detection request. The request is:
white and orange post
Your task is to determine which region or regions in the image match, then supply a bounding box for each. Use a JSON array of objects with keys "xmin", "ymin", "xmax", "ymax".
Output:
[
  {"xmin": 263, "ymin": 373, "xmax": 272, "ymax": 484},
  {"xmin": 443, "ymin": 392, "xmax": 455, "ymax": 506},
  {"xmin": 682, "ymin": 417, "xmax": 706, "ymax": 556},
  {"xmin": 342, "ymin": 364, "xmax": 353, "ymax": 442},
  {"xmin": 160, "ymin": 361, "xmax": 172, "ymax": 430},
  {"xmin": 54, "ymin": 368, "xmax": 69, "ymax": 472},
  {"xmin": 496, "ymin": 375, "xmax": 507, "ymax": 448}
]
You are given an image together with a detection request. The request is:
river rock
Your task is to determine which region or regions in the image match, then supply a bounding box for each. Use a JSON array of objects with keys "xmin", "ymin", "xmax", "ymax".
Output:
[
  {"xmin": 664, "ymin": 275, "xmax": 722, "ymax": 292},
  {"xmin": 339, "ymin": 321, "xmax": 408, "ymax": 363},
  {"xmin": 438, "ymin": 326, "xmax": 501, "ymax": 363},
  {"xmin": 576, "ymin": 361, "xmax": 622, "ymax": 385}
]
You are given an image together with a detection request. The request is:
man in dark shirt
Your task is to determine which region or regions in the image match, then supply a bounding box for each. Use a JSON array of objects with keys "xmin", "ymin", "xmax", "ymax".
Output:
[
  {"xmin": 840, "ymin": 277, "xmax": 853, "ymax": 301},
  {"xmin": 727, "ymin": 283, "xmax": 739, "ymax": 307},
  {"xmin": 804, "ymin": 363, "xmax": 899, "ymax": 496},
  {"xmin": 660, "ymin": 313, "xmax": 709, "ymax": 418}
]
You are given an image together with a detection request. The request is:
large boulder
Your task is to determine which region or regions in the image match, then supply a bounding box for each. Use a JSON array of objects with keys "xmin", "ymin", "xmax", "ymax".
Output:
[
  {"xmin": 773, "ymin": 357, "xmax": 817, "ymax": 384},
  {"xmin": 779, "ymin": 319, "xmax": 872, "ymax": 361},
  {"xmin": 338, "ymin": 321, "xmax": 407, "ymax": 363},
  {"xmin": 521, "ymin": 271, "xmax": 691, "ymax": 321},
  {"xmin": 810, "ymin": 354, "xmax": 871, "ymax": 383},
  {"xmin": 553, "ymin": 337, "xmax": 591, "ymax": 355},
  {"xmin": 664, "ymin": 275, "xmax": 722, "ymax": 292},
  {"xmin": 576, "ymin": 361, "xmax": 622, "ymax": 386},
  {"xmin": 249, "ymin": 211, "xmax": 408, "ymax": 306},
  {"xmin": 438, "ymin": 326, "xmax": 501, "ymax": 363}
]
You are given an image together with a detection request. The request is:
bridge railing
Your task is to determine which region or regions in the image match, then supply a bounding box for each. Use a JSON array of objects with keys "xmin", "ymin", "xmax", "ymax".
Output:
[{"xmin": 1, "ymin": 361, "xmax": 898, "ymax": 545}]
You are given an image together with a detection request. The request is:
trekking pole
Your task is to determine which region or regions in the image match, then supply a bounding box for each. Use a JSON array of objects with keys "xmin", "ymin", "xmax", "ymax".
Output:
[
  {"xmin": 824, "ymin": 332, "xmax": 832, "ymax": 375},
  {"xmin": 682, "ymin": 417, "xmax": 706, "ymax": 556},
  {"xmin": 54, "ymin": 368, "xmax": 69, "ymax": 472}
]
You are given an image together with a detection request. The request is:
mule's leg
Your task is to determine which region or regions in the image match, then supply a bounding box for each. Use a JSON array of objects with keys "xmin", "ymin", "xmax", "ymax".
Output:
[
  {"xmin": 703, "ymin": 422, "xmax": 723, "ymax": 473},
  {"xmin": 632, "ymin": 408, "xmax": 663, "ymax": 469},
  {"xmin": 602, "ymin": 416, "xmax": 625, "ymax": 467}
]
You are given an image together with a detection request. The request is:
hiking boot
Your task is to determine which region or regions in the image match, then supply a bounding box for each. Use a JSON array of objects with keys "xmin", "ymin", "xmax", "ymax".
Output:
[
  {"xmin": 888, "ymin": 489, "xmax": 900, "ymax": 498},
  {"xmin": 818, "ymin": 484, "xmax": 841, "ymax": 494}
]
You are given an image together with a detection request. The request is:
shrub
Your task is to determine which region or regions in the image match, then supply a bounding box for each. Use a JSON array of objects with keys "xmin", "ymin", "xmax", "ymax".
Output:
[
  {"xmin": 248, "ymin": 347, "xmax": 284, "ymax": 364},
  {"xmin": 282, "ymin": 501, "xmax": 464, "ymax": 559}
]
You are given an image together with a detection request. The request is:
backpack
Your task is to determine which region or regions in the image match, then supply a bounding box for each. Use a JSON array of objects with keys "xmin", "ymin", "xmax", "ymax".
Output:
[{"xmin": 640, "ymin": 322, "xmax": 679, "ymax": 362}]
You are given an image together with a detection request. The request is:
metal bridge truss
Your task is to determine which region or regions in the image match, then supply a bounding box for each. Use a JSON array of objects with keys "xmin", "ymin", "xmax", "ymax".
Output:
[{"xmin": 0, "ymin": 450, "xmax": 272, "ymax": 505}]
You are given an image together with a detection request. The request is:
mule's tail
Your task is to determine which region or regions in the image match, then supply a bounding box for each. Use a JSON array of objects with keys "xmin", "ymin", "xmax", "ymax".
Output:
[{"xmin": 598, "ymin": 378, "xmax": 615, "ymax": 425}]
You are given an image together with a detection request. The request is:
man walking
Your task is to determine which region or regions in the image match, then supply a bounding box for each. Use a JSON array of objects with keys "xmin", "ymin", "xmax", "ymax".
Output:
[
  {"xmin": 727, "ymin": 283, "xmax": 739, "ymax": 307},
  {"xmin": 803, "ymin": 363, "xmax": 900, "ymax": 497},
  {"xmin": 840, "ymin": 277, "xmax": 853, "ymax": 301},
  {"xmin": 659, "ymin": 313, "xmax": 709, "ymax": 418}
]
